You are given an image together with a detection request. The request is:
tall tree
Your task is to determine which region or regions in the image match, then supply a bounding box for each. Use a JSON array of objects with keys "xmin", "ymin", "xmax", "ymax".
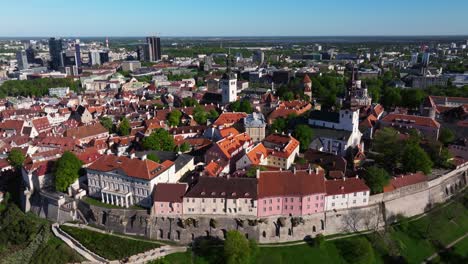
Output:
[
  {"xmin": 336, "ymin": 237, "xmax": 375, "ymax": 264},
  {"xmin": 401, "ymin": 143, "xmax": 433, "ymax": 174},
  {"xmin": 363, "ymin": 166, "xmax": 391, "ymax": 194},
  {"xmin": 54, "ymin": 151, "xmax": 83, "ymax": 192},
  {"xmin": 99, "ymin": 117, "xmax": 114, "ymax": 133},
  {"xmin": 117, "ymin": 117, "xmax": 131, "ymax": 136},
  {"xmin": 372, "ymin": 128, "xmax": 401, "ymax": 173},
  {"xmin": 439, "ymin": 127, "xmax": 455, "ymax": 145},
  {"xmin": 293, "ymin": 125, "xmax": 314, "ymax": 152},
  {"xmin": 224, "ymin": 230, "xmax": 251, "ymax": 264},
  {"xmin": 141, "ymin": 129, "xmax": 175, "ymax": 151},
  {"xmin": 167, "ymin": 110, "xmax": 182, "ymax": 127},
  {"xmin": 7, "ymin": 149, "xmax": 25, "ymax": 169}
]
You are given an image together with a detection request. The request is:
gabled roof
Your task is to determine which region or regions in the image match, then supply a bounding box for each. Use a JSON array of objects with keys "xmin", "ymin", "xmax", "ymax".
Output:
[
  {"xmin": 325, "ymin": 177, "xmax": 369, "ymax": 195},
  {"xmin": 381, "ymin": 113, "xmax": 440, "ymax": 129},
  {"xmin": 153, "ymin": 183, "xmax": 188, "ymax": 203},
  {"xmin": 87, "ymin": 155, "xmax": 173, "ymax": 180},
  {"xmin": 65, "ymin": 123, "xmax": 108, "ymax": 139},
  {"xmin": 383, "ymin": 172, "xmax": 427, "ymax": 192},
  {"xmin": 215, "ymin": 132, "xmax": 252, "ymax": 159},
  {"xmin": 258, "ymin": 169, "xmax": 326, "ymax": 198},
  {"xmin": 246, "ymin": 143, "xmax": 268, "ymax": 165},
  {"xmin": 185, "ymin": 176, "xmax": 257, "ymax": 199},
  {"xmin": 213, "ymin": 112, "xmax": 248, "ymax": 126}
]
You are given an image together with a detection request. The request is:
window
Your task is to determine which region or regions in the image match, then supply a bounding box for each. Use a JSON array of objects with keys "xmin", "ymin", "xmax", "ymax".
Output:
[
  {"xmin": 202, "ymin": 198, "xmax": 205, "ymax": 202},
  {"xmin": 307, "ymin": 197, "xmax": 310, "ymax": 202},
  {"xmin": 316, "ymin": 196, "xmax": 319, "ymax": 200},
  {"xmin": 285, "ymin": 198, "xmax": 288, "ymax": 202},
  {"xmin": 290, "ymin": 206, "xmax": 293, "ymax": 210},
  {"xmin": 342, "ymin": 194, "xmax": 345, "ymax": 198},
  {"xmin": 269, "ymin": 199, "xmax": 272, "ymax": 204},
  {"xmin": 315, "ymin": 204, "xmax": 318, "ymax": 208},
  {"xmin": 363, "ymin": 198, "xmax": 367, "ymax": 203},
  {"xmin": 307, "ymin": 205, "xmax": 310, "ymax": 209},
  {"xmin": 263, "ymin": 200, "xmax": 266, "ymax": 204},
  {"xmin": 353, "ymin": 200, "xmax": 356, "ymax": 204},
  {"xmin": 213, "ymin": 199, "xmax": 216, "ymax": 203},
  {"xmin": 263, "ymin": 208, "xmax": 266, "ymax": 212},
  {"xmin": 284, "ymin": 205, "xmax": 287, "ymax": 209},
  {"xmin": 213, "ymin": 209, "xmax": 216, "ymax": 212},
  {"xmin": 277, "ymin": 198, "xmax": 280, "ymax": 202},
  {"xmin": 277, "ymin": 206, "xmax": 280, "ymax": 210},
  {"xmin": 202, "ymin": 208, "xmax": 205, "ymax": 212},
  {"xmin": 332, "ymin": 203, "xmax": 335, "ymax": 206},
  {"xmin": 354, "ymin": 192, "xmax": 357, "ymax": 197},
  {"xmin": 269, "ymin": 207, "xmax": 272, "ymax": 211}
]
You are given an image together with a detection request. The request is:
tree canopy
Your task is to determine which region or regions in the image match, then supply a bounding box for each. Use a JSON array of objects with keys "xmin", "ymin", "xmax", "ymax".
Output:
[
  {"xmin": 439, "ymin": 127, "xmax": 455, "ymax": 145},
  {"xmin": 401, "ymin": 142, "xmax": 433, "ymax": 174},
  {"xmin": 117, "ymin": 117, "xmax": 131, "ymax": 136},
  {"xmin": 7, "ymin": 149, "xmax": 25, "ymax": 169},
  {"xmin": 193, "ymin": 105, "xmax": 219, "ymax": 125},
  {"xmin": 146, "ymin": 153, "xmax": 160, "ymax": 163},
  {"xmin": 293, "ymin": 125, "xmax": 314, "ymax": 152},
  {"xmin": 54, "ymin": 151, "xmax": 83, "ymax": 192},
  {"xmin": 231, "ymin": 100, "xmax": 253, "ymax": 113},
  {"xmin": 167, "ymin": 110, "xmax": 182, "ymax": 127},
  {"xmin": 363, "ymin": 166, "xmax": 391, "ymax": 194},
  {"xmin": 0, "ymin": 78, "xmax": 80, "ymax": 98},
  {"xmin": 99, "ymin": 117, "xmax": 114, "ymax": 133},
  {"xmin": 336, "ymin": 237, "xmax": 375, "ymax": 264},
  {"xmin": 141, "ymin": 129, "xmax": 175, "ymax": 151},
  {"xmin": 224, "ymin": 230, "xmax": 252, "ymax": 264}
]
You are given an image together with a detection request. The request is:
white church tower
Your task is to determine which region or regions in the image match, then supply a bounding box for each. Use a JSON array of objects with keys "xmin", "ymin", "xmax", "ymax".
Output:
[{"xmin": 221, "ymin": 55, "xmax": 237, "ymax": 104}]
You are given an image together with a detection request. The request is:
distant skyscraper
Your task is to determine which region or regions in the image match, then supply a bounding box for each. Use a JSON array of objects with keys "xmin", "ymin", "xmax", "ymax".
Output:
[
  {"xmin": 75, "ymin": 43, "xmax": 82, "ymax": 67},
  {"xmin": 410, "ymin": 52, "xmax": 419, "ymax": 65},
  {"xmin": 252, "ymin": 50, "xmax": 264, "ymax": 65},
  {"xmin": 99, "ymin": 51, "xmax": 109, "ymax": 64},
  {"xmin": 25, "ymin": 46, "xmax": 36, "ymax": 64},
  {"xmin": 422, "ymin": 52, "xmax": 430, "ymax": 66},
  {"xmin": 49, "ymin": 37, "xmax": 63, "ymax": 71},
  {"xmin": 146, "ymin": 36, "xmax": 161, "ymax": 62},
  {"xmin": 16, "ymin": 50, "xmax": 29, "ymax": 70},
  {"xmin": 136, "ymin": 45, "xmax": 148, "ymax": 61},
  {"xmin": 90, "ymin": 51, "xmax": 101, "ymax": 65}
]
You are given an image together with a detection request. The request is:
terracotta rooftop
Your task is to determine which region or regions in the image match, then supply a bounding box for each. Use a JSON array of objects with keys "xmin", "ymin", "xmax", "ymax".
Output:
[
  {"xmin": 153, "ymin": 183, "xmax": 188, "ymax": 203},
  {"xmin": 383, "ymin": 172, "xmax": 427, "ymax": 192},
  {"xmin": 65, "ymin": 123, "xmax": 108, "ymax": 139},
  {"xmin": 325, "ymin": 177, "xmax": 369, "ymax": 195},
  {"xmin": 258, "ymin": 169, "xmax": 326, "ymax": 198},
  {"xmin": 213, "ymin": 112, "xmax": 248, "ymax": 127},
  {"xmin": 88, "ymin": 155, "xmax": 174, "ymax": 180},
  {"xmin": 381, "ymin": 113, "xmax": 440, "ymax": 129}
]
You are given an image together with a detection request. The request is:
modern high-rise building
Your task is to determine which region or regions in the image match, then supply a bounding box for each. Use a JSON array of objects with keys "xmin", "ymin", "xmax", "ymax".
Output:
[
  {"xmin": 90, "ymin": 51, "xmax": 101, "ymax": 65},
  {"xmin": 422, "ymin": 52, "xmax": 431, "ymax": 66},
  {"xmin": 25, "ymin": 46, "xmax": 36, "ymax": 64},
  {"xmin": 252, "ymin": 50, "xmax": 265, "ymax": 65},
  {"xmin": 146, "ymin": 36, "xmax": 161, "ymax": 62},
  {"xmin": 410, "ymin": 52, "xmax": 419, "ymax": 65},
  {"xmin": 75, "ymin": 43, "xmax": 82, "ymax": 67},
  {"xmin": 49, "ymin": 37, "xmax": 64, "ymax": 71},
  {"xmin": 16, "ymin": 50, "xmax": 29, "ymax": 70},
  {"xmin": 99, "ymin": 51, "xmax": 110, "ymax": 64}
]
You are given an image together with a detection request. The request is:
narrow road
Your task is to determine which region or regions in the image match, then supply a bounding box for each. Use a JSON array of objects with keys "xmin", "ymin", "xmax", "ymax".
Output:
[{"xmin": 424, "ymin": 232, "xmax": 468, "ymax": 263}]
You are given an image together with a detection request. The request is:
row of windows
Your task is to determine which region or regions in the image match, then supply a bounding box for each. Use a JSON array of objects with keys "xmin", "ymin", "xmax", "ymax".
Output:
[
  {"xmin": 262, "ymin": 196, "xmax": 324, "ymax": 204},
  {"xmin": 262, "ymin": 203, "xmax": 324, "ymax": 212},
  {"xmin": 330, "ymin": 198, "xmax": 366, "ymax": 207},
  {"xmin": 332, "ymin": 192, "xmax": 367, "ymax": 199}
]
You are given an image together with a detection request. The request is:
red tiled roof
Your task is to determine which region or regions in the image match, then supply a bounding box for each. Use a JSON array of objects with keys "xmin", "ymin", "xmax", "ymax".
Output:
[
  {"xmin": 213, "ymin": 112, "xmax": 248, "ymax": 127},
  {"xmin": 88, "ymin": 155, "xmax": 173, "ymax": 180},
  {"xmin": 258, "ymin": 169, "xmax": 326, "ymax": 198},
  {"xmin": 325, "ymin": 177, "xmax": 369, "ymax": 195},
  {"xmin": 216, "ymin": 132, "xmax": 252, "ymax": 159},
  {"xmin": 153, "ymin": 183, "xmax": 188, "ymax": 203},
  {"xmin": 65, "ymin": 123, "xmax": 108, "ymax": 139},
  {"xmin": 219, "ymin": 127, "xmax": 240, "ymax": 138},
  {"xmin": 383, "ymin": 172, "xmax": 427, "ymax": 192},
  {"xmin": 204, "ymin": 161, "xmax": 224, "ymax": 177},
  {"xmin": 246, "ymin": 143, "xmax": 268, "ymax": 165},
  {"xmin": 381, "ymin": 113, "xmax": 440, "ymax": 128}
]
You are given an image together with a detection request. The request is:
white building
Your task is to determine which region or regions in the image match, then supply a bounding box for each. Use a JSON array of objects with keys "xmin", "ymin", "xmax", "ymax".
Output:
[
  {"xmin": 221, "ymin": 71, "xmax": 237, "ymax": 104},
  {"xmin": 324, "ymin": 177, "xmax": 370, "ymax": 211},
  {"xmin": 86, "ymin": 155, "xmax": 177, "ymax": 208}
]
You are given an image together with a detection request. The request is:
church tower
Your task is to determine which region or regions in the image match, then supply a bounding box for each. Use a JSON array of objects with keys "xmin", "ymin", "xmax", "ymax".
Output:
[
  {"xmin": 221, "ymin": 55, "xmax": 237, "ymax": 104},
  {"xmin": 303, "ymin": 74, "xmax": 312, "ymax": 100}
]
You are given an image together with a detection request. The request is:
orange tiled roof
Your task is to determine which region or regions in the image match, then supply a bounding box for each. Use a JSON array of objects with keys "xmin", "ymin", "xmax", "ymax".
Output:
[
  {"xmin": 246, "ymin": 143, "xmax": 268, "ymax": 165},
  {"xmin": 216, "ymin": 132, "xmax": 252, "ymax": 159},
  {"xmin": 381, "ymin": 113, "xmax": 440, "ymax": 129},
  {"xmin": 213, "ymin": 112, "xmax": 248, "ymax": 126}
]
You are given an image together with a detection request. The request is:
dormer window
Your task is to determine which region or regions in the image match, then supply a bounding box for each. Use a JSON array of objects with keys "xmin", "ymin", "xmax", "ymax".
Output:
[
  {"xmin": 201, "ymin": 192, "xmax": 206, "ymax": 195},
  {"xmin": 211, "ymin": 192, "xmax": 216, "ymax": 196}
]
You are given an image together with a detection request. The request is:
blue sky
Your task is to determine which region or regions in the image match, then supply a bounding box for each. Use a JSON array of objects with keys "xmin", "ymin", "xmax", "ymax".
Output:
[{"xmin": 1, "ymin": 0, "xmax": 467, "ymax": 37}]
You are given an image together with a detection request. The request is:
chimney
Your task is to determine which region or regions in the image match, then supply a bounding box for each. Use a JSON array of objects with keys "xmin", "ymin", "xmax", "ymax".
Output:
[
  {"xmin": 343, "ymin": 177, "xmax": 346, "ymax": 181},
  {"xmin": 293, "ymin": 166, "xmax": 296, "ymax": 174},
  {"xmin": 315, "ymin": 167, "xmax": 319, "ymax": 175},
  {"xmin": 141, "ymin": 154, "xmax": 147, "ymax": 161}
]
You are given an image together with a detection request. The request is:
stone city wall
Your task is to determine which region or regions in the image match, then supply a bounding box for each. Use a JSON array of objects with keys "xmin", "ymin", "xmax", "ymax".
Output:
[{"xmin": 74, "ymin": 164, "xmax": 468, "ymax": 244}]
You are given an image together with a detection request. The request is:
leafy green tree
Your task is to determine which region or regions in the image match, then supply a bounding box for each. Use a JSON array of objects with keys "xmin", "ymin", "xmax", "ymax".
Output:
[
  {"xmin": 7, "ymin": 149, "xmax": 25, "ymax": 169},
  {"xmin": 193, "ymin": 105, "xmax": 209, "ymax": 124},
  {"xmin": 146, "ymin": 153, "xmax": 160, "ymax": 163},
  {"xmin": 401, "ymin": 89, "xmax": 426, "ymax": 109},
  {"xmin": 270, "ymin": 117, "xmax": 288, "ymax": 134},
  {"xmin": 167, "ymin": 110, "xmax": 182, "ymax": 127},
  {"xmin": 179, "ymin": 142, "xmax": 191, "ymax": 152},
  {"xmin": 182, "ymin": 97, "xmax": 199, "ymax": 107},
  {"xmin": 117, "ymin": 117, "xmax": 131, "ymax": 136},
  {"xmin": 381, "ymin": 88, "xmax": 402, "ymax": 109},
  {"xmin": 224, "ymin": 230, "xmax": 251, "ymax": 264},
  {"xmin": 231, "ymin": 100, "xmax": 253, "ymax": 113},
  {"xmin": 439, "ymin": 127, "xmax": 455, "ymax": 145},
  {"xmin": 282, "ymin": 91, "xmax": 295, "ymax": 101},
  {"xmin": 401, "ymin": 143, "xmax": 433, "ymax": 174},
  {"xmin": 54, "ymin": 151, "xmax": 83, "ymax": 192},
  {"xmin": 336, "ymin": 237, "xmax": 375, "ymax": 264},
  {"xmin": 99, "ymin": 117, "xmax": 114, "ymax": 133},
  {"xmin": 372, "ymin": 128, "xmax": 401, "ymax": 173},
  {"xmin": 293, "ymin": 125, "xmax": 314, "ymax": 152},
  {"xmin": 246, "ymin": 165, "xmax": 266, "ymax": 177},
  {"xmin": 141, "ymin": 129, "xmax": 175, "ymax": 151},
  {"xmin": 363, "ymin": 166, "xmax": 391, "ymax": 194}
]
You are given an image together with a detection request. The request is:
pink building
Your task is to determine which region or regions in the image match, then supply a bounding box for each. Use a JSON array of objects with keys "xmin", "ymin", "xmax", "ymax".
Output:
[
  {"xmin": 257, "ymin": 169, "xmax": 326, "ymax": 217},
  {"xmin": 152, "ymin": 183, "xmax": 188, "ymax": 216}
]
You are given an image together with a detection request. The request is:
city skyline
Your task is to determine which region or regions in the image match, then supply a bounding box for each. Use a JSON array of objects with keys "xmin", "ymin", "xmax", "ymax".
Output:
[{"xmin": 1, "ymin": 0, "xmax": 468, "ymax": 37}]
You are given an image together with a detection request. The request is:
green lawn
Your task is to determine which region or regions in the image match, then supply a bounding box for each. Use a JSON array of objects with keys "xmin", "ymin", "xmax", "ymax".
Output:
[
  {"xmin": 61, "ymin": 225, "xmax": 161, "ymax": 260},
  {"xmin": 32, "ymin": 236, "xmax": 85, "ymax": 264}
]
